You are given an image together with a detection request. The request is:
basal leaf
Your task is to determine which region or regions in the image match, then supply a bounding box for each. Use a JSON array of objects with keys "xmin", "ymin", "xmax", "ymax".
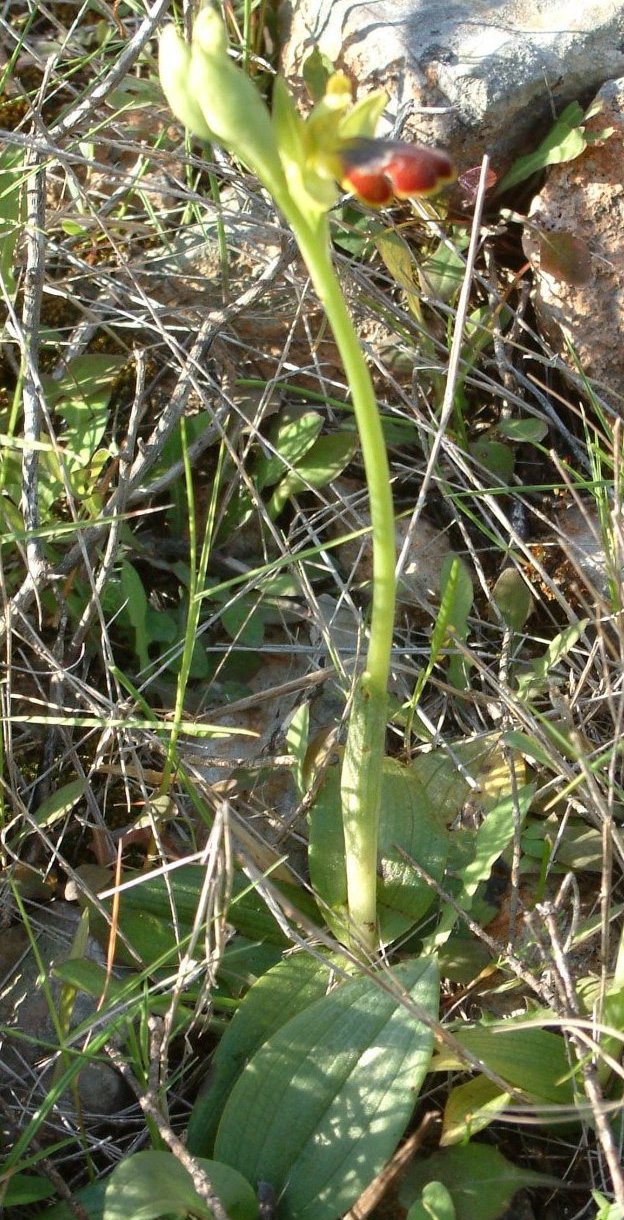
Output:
[
  {"xmin": 33, "ymin": 778, "xmax": 86, "ymax": 829},
  {"xmin": 103, "ymin": 1152, "xmax": 257, "ymax": 1220},
  {"xmin": 188, "ymin": 952, "xmax": 336, "ymax": 1157},
  {"xmin": 441, "ymin": 1075, "xmax": 511, "ymax": 1145},
  {"xmin": 255, "ymin": 409, "xmax": 323, "ymax": 491},
  {"xmin": 399, "ymin": 1143, "xmax": 559, "ymax": 1220},
  {"xmin": 407, "ymin": 1181, "xmax": 457, "ymax": 1220},
  {"xmin": 434, "ymin": 1022, "xmax": 576, "ymax": 1106},
  {"xmin": 215, "ymin": 957, "xmax": 439, "ymax": 1220},
  {"xmin": 268, "ymin": 432, "xmax": 356, "ymax": 516},
  {"xmin": 492, "ymin": 567, "xmax": 533, "ymax": 630},
  {"xmin": 309, "ymin": 760, "xmax": 448, "ymax": 943}
]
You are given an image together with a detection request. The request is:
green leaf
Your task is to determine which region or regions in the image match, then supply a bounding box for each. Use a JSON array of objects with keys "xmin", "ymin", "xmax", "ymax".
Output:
[
  {"xmin": 268, "ymin": 432, "xmax": 356, "ymax": 516},
  {"xmin": 0, "ymin": 149, "xmax": 24, "ymax": 300},
  {"xmin": 440, "ymin": 554, "xmax": 473, "ymax": 690},
  {"xmin": 44, "ymin": 354, "xmax": 125, "ymax": 465},
  {"xmin": 82, "ymin": 866, "xmax": 299, "ymax": 970},
  {"xmin": 33, "ymin": 778, "xmax": 86, "ymax": 829},
  {"xmin": 407, "ymin": 1181, "xmax": 457, "ymax": 1220},
  {"xmin": 399, "ymin": 1144, "xmax": 559, "ymax": 1220},
  {"xmin": 419, "ymin": 239, "xmax": 467, "ymax": 303},
  {"xmin": 302, "ymin": 47, "xmax": 334, "ymax": 102},
  {"xmin": 43, "ymin": 1152, "xmax": 258, "ymax": 1220},
  {"xmin": 215, "ymin": 957, "xmax": 439, "ymax": 1220},
  {"xmin": 426, "ymin": 783, "xmax": 535, "ymax": 950},
  {"xmin": 286, "ymin": 703, "xmax": 310, "ymax": 796},
  {"xmin": 435, "ymin": 1022, "xmax": 576, "ymax": 1106},
  {"xmin": 470, "ymin": 436, "xmax": 514, "ymax": 483},
  {"xmin": 592, "ymin": 1190, "xmax": 624, "ymax": 1220},
  {"xmin": 492, "ymin": 567, "xmax": 533, "ymax": 630},
  {"xmin": 309, "ymin": 760, "xmax": 448, "ymax": 943},
  {"xmin": 1, "ymin": 1175, "xmax": 56, "ymax": 1206},
  {"xmin": 515, "ymin": 619, "xmax": 589, "ymax": 700},
  {"xmin": 188, "ymin": 952, "xmax": 336, "ymax": 1157},
  {"xmin": 120, "ymin": 560, "xmax": 151, "ymax": 670},
  {"xmin": 498, "ymin": 100, "xmax": 593, "ymax": 191},
  {"xmin": 221, "ymin": 597, "xmax": 266, "ymax": 648},
  {"xmin": 255, "ymin": 409, "xmax": 324, "ymax": 491},
  {"xmin": 441, "ymin": 1075, "xmax": 511, "ymax": 1145},
  {"xmin": 101, "ymin": 1151, "xmax": 257, "ymax": 1220},
  {"xmin": 496, "ymin": 417, "xmax": 549, "ymax": 444}
]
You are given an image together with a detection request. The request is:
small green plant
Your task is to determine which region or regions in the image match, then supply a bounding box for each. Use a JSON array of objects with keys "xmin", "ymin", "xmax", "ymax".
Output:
[{"xmin": 160, "ymin": 4, "xmax": 453, "ymax": 953}]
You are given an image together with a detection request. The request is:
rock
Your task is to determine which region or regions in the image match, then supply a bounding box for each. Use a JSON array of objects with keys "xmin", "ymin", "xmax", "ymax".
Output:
[
  {"xmin": 280, "ymin": 0, "xmax": 624, "ymax": 173},
  {"xmin": 0, "ymin": 901, "xmax": 129, "ymax": 1122},
  {"xmin": 523, "ymin": 77, "xmax": 624, "ymax": 411}
]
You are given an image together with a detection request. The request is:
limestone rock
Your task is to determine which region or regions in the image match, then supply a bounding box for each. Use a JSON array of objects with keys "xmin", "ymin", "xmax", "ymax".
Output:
[
  {"xmin": 280, "ymin": 0, "xmax": 624, "ymax": 173},
  {"xmin": 523, "ymin": 77, "xmax": 624, "ymax": 411}
]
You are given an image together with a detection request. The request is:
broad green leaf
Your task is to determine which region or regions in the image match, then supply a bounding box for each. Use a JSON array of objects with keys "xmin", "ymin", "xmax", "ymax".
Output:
[
  {"xmin": 268, "ymin": 432, "xmax": 356, "ymax": 516},
  {"xmin": 188, "ymin": 952, "xmax": 337, "ymax": 1157},
  {"xmin": 309, "ymin": 760, "xmax": 448, "ymax": 943},
  {"xmin": 53, "ymin": 956, "xmax": 127, "ymax": 1001},
  {"xmin": 592, "ymin": 1189, "xmax": 624, "ymax": 1220},
  {"xmin": 44, "ymin": 355, "xmax": 125, "ymax": 465},
  {"xmin": 33, "ymin": 778, "xmax": 86, "ymax": 829},
  {"xmin": 1, "ymin": 1175, "xmax": 56, "ymax": 1206},
  {"xmin": 82, "ymin": 866, "xmax": 305, "ymax": 969},
  {"xmin": 408, "ymin": 751, "xmax": 472, "ymax": 827},
  {"xmin": 522, "ymin": 816, "xmax": 603, "ymax": 872},
  {"xmin": 408, "ymin": 554, "xmax": 472, "ymax": 714},
  {"xmin": 470, "ymin": 436, "xmax": 514, "ymax": 483},
  {"xmin": 441, "ymin": 1075, "xmax": 511, "ymax": 1145},
  {"xmin": 375, "ymin": 228, "xmax": 419, "ymax": 298},
  {"xmin": 492, "ymin": 567, "xmax": 533, "ymax": 630},
  {"xmin": 433, "ymin": 1022, "xmax": 576, "ymax": 1105},
  {"xmin": 399, "ymin": 1143, "xmax": 559, "ymax": 1220},
  {"xmin": 255, "ymin": 409, "xmax": 323, "ymax": 490},
  {"xmin": 43, "ymin": 1152, "xmax": 257, "ymax": 1220},
  {"xmin": 215, "ymin": 956, "xmax": 439, "ymax": 1220},
  {"xmin": 407, "ymin": 1181, "xmax": 457, "ymax": 1220},
  {"xmin": 221, "ymin": 596, "xmax": 266, "ymax": 648},
  {"xmin": 302, "ymin": 47, "xmax": 334, "ymax": 102},
  {"xmin": 496, "ymin": 417, "xmax": 549, "ymax": 444},
  {"xmin": 440, "ymin": 554, "xmax": 473, "ymax": 690},
  {"xmin": 101, "ymin": 1151, "xmax": 257, "ymax": 1220}
]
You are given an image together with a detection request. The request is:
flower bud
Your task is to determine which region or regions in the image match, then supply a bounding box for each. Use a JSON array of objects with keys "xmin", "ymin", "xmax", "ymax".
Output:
[
  {"xmin": 159, "ymin": 24, "xmax": 214, "ymax": 142},
  {"xmin": 189, "ymin": 7, "xmax": 286, "ymax": 198}
]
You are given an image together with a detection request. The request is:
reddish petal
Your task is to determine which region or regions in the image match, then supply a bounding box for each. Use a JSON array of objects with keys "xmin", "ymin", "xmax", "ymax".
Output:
[
  {"xmin": 338, "ymin": 137, "xmax": 454, "ymax": 204},
  {"xmin": 339, "ymin": 166, "xmax": 394, "ymax": 205},
  {"xmin": 384, "ymin": 145, "xmax": 455, "ymax": 197}
]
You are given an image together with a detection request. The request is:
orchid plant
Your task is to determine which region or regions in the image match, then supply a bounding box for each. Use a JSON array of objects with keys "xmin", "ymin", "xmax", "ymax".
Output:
[{"xmin": 160, "ymin": 6, "xmax": 453, "ymax": 952}]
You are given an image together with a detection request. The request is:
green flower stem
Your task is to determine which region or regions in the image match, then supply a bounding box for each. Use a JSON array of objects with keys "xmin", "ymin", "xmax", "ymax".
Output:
[{"xmin": 286, "ymin": 210, "xmax": 396, "ymax": 950}]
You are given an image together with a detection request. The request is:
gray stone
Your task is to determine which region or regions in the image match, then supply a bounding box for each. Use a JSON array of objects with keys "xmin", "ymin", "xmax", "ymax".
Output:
[{"xmin": 280, "ymin": 1, "xmax": 624, "ymax": 173}]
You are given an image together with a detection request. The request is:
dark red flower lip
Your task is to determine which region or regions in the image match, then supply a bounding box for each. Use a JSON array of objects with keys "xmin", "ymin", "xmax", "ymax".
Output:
[{"xmin": 338, "ymin": 136, "xmax": 455, "ymax": 205}]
